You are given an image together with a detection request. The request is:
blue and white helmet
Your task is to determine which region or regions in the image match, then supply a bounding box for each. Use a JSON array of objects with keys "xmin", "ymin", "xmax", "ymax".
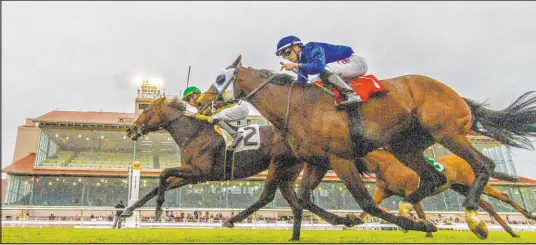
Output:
[{"xmin": 275, "ymin": 35, "xmax": 303, "ymax": 56}]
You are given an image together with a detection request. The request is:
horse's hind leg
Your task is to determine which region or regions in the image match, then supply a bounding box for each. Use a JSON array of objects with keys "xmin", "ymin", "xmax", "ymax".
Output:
[
  {"xmin": 329, "ymin": 155, "xmax": 436, "ymax": 233},
  {"xmin": 482, "ymin": 184, "xmax": 536, "ymax": 220},
  {"xmin": 451, "ymin": 184, "xmax": 518, "ymax": 238},
  {"xmin": 438, "ymin": 135, "xmax": 492, "ymax": 236}
]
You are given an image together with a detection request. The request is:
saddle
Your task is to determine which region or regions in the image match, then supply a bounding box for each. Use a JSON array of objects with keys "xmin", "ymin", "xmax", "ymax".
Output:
[{"xmin": 313, "ymin": 74, "xmax": 389, "ymax": 104}]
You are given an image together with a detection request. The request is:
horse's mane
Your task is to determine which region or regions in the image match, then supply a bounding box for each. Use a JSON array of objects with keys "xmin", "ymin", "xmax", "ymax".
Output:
[
  {"xmin": 252, "ymin": 68, "xmax": 296, "ymax": 85},
  {"xmin": 165, "ymin": 98, "xmax": 217, "ymax": 131},
  {"xmin": 167, "ymin": 98, "xmax": 186, "ymax": 111}
]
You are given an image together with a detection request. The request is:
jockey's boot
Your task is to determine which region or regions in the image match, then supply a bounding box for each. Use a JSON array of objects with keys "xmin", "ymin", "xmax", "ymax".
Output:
[
  {"xmin": 218, "ymin": 121, "xmax": 244, "ymax": 150},
  {"xmin": 325, "ymin": 72, "xmax": 363, "ymax": 106}
]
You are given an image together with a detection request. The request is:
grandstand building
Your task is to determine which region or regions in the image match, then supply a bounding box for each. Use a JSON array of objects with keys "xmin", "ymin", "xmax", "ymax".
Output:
[{"xmin": 2, "ymin": 81, "xmax": 536, "ymax": 219}]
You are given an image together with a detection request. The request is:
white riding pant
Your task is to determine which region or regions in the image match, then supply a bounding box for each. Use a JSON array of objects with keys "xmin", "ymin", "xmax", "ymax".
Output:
[
  {"xmin": 210, "ymin": 101, "xmax": 249, "ymax": 122},
  {"xmin": 312, "ymin": 53, "xmax": 368, "ymax": 81}
]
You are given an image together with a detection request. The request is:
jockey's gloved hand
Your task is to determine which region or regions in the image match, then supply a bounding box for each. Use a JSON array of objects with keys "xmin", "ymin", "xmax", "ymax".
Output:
[{"xmin": 208, "ymin": 117, "xmax": 220, "ymax": 125}]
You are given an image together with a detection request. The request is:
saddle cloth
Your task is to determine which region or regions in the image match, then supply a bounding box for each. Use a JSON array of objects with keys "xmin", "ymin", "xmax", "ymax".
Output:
[{"xmin": 314, "ymin": 74, "xmax": 388, "ymax": 103}]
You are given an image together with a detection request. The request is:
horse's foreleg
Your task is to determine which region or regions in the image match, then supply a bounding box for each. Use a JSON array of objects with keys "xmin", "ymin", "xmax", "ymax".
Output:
[
  {"xmin": 156, "ymin": 166, "xmax": 203, "ymax": 221},
  {"xmin": 329, "ymin": 155, "xmax": 436, "ymax": 233},
  {"xmin": 358, "ymin": 188, "xmax": 389, "ymax": 222},
  {"xmin": 277, "ymin": 163, "xmax": 308, "ymax": 241},
  {"xmin": 223, "ymin": 160, "xmax": 287, "ymax": 228},
  {"xmin": 413, "ymin": 203, "xmax": 433, "ymax": 238},
  {"xmin": 122, "ymin": 177, "xmax": 189, "ymax": 217},
  {"xmin": 299, "ymin": 164, "xmax": 363, "ymax": 227},
  {"xmin": 154, "ymin": 177, "xmax": 190, "ymax": 221}
]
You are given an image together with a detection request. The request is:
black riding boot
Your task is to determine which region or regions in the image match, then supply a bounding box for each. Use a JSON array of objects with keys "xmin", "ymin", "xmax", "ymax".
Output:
[{"xmin": 218, "ymin": 121, "xmax": 244, "ymax": 150}]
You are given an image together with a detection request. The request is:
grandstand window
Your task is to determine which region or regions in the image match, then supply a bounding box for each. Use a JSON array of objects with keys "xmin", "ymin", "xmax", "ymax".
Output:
[{"xmin": 32, "ymin": 127, "xmax": 180, "ymax": 170}]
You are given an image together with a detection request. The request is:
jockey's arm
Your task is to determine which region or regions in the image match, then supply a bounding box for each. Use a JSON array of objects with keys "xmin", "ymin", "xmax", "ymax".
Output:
[
  {"xmin": 298, "ymin": 45, "xmax": 327, "ymax": 75},
  {"xmin": 194, "ymin": 114, "xmax": 211, "ymax": 121}
]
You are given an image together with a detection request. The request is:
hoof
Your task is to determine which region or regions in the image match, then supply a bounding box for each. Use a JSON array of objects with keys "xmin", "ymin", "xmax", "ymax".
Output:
[
  {"xmin": 421, "ymin": 220, "xmax": 438, "ymax": 233},
  {"xmin": 398, "ymin": 201, "xmax": 413, "ymax": 218},
  {"xmin": 401, "ymin": 229, "xmax": 408, "ymax": 233},
  {"xmin": 470, "ymin": 223, "xmax": 489, "ymax": 240},
  {"xmin": 346, "ymin": 214, "xmax": 364, "ymax": 227},
  {"xmin": 289, "ymin": 237, "xmax": 300, "ymax": 241},
  {"xmin": 465, "ymin": 209, "xmax": 488, "ymax": 240},
  {"xmin": 222, "ymin": 221, "xmax": 234, "ymax": 228},
  {"xmin": 512, "ymin": 234, "xmax": 520, "ymax": 238},
  {"xmin": 425, "ymin": 232, "xmax": 433, "ymax": 238},
  {"xmin": 121, "ymin": 209, "xmax": 133, "ymax": 217},
  {"xmin": 155, "ymin": 209, "xmax": 163, "ymax": 222}
]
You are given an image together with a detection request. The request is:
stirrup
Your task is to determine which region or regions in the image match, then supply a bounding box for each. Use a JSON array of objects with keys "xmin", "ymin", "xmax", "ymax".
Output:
[{"xmin": 340, "ymin": 96, "xmax": 363, "ymax": 105}]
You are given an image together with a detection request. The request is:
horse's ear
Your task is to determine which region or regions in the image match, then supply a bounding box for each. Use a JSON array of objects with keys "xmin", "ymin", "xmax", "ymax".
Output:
[{"xmin": 229, "ymin": 55, "xmax": 242, "ymax": 69}]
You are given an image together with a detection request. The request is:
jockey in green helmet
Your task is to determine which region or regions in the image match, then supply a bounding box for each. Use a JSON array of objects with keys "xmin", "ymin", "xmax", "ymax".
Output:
[{"xmin": 182, "ymin": 86, "xmax": 202, "ymax": 113}]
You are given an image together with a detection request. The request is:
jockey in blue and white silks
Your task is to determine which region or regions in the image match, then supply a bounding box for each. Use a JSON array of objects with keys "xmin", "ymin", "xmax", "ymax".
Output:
[{"xmin": 276, "ymin": 35, "xmax": 368, "ymax": 106}]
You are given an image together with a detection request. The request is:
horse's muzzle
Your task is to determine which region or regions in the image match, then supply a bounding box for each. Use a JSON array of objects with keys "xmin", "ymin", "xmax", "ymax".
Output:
[{"xmin": 126, "ymin": 125, "xmax": 144, "ymax": 140}]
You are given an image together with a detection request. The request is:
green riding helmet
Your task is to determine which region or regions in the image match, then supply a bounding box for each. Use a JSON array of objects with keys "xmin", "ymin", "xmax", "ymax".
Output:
[{"xmin": 183, "ymin": 86, "xmax": 202, "ymax": 101}]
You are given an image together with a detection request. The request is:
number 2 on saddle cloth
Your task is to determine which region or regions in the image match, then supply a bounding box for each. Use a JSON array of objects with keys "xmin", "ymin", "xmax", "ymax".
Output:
[{"xmin": 313, "ymin": 74, "xmax": 388, "ymax": 104}]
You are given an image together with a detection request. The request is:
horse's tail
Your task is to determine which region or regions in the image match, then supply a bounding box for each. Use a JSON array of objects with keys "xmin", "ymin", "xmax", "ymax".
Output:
[{"xmin": 463, "ymin": 91, "xmax": 536, "ymax": 150}]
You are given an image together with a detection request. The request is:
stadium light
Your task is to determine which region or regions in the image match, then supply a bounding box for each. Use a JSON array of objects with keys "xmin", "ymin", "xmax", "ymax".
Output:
[
  {"xmin": 150, "ymin": 77, "xmax": 164, "ymax": 86},
  {"xmin": 133, "ymin": 74, "xmax": 144, "ymax": 87}
]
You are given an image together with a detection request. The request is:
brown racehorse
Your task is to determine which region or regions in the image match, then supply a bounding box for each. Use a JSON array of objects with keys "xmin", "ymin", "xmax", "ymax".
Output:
[
  {"xmin": 358, "ymin": 150, "xmax": 535, "ymax": 238},
  {"xmin": 122, "ymin": 97, "xmax": 362, "ymax": 240},
  {"xmin": 197, "ymin": 55, "xmax": 536, "ymax": 239}
]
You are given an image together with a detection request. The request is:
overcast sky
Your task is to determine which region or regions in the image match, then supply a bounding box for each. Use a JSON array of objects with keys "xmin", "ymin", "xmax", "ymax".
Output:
[{"xmin": 2, "ymin": 2, "xmax": 536, "ymax": 179}]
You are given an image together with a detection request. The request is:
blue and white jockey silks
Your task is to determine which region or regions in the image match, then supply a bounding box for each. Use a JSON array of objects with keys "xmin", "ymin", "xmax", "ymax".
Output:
[{"xmin": 296, "ymin": 42, "xmax": 367, "ymax": 83}]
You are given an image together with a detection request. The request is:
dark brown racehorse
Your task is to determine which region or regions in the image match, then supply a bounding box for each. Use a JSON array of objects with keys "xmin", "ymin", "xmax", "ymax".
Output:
[
  {"xmin": 358, "ymin": 150, "xmax": 535, "ymax": 238},
  {"xmin": 123, "ymin": 97, "xmax": 362, "ymax": 240},
  {"xmin": 197, "ymin": 55, "xmax": 536, "ymax": 239}
]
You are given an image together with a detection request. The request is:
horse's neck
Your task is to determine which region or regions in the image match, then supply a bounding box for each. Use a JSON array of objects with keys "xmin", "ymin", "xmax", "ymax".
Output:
[
  {"xmin": 245, "ymin": 82, "xmax": 305, "ymax": 130},
  {"xmin": 165, "ymin": 117, "xmax": 219, "ymax": 149}
]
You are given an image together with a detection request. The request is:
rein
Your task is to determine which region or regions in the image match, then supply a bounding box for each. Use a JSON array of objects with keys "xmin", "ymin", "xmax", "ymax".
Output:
[{"xmin": 234, "ymin": 72, "xmax": 295, "ymax": 139}]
